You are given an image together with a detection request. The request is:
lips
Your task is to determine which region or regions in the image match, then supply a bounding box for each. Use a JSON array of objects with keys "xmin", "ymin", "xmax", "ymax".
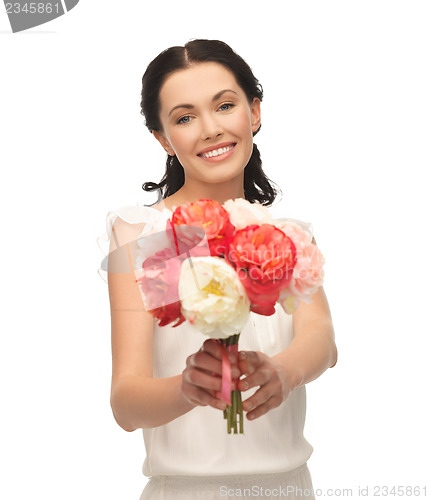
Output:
[{"xmin": 197, "ymin": 142, "xmax": 236, "ymax": 157}]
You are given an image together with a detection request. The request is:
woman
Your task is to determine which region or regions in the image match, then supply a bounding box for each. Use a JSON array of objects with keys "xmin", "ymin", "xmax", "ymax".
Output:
[{"xmin": 103, "ymin": 39, "xmax": 337, "ymax": 499}]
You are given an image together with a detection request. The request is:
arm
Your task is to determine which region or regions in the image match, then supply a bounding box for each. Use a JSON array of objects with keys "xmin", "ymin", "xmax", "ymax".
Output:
[
  {"xmin": 273, "ymin": 286, "xmax": 337, "ymax": 386},
  {"xmin": 108, "ymin": 217, "xmax": 193, "ymax": 431},
  {"xmin": 111, "ymin": 371, "xmax": 194, "ymax": 431},
  {"xmin": 108, "ymin": 217, "xmax": 229, "ymax": 431}
]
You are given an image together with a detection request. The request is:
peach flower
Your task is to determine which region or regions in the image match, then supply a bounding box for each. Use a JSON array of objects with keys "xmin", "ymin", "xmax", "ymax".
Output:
[
  {"xmin": 276, "ymin": 220, "xmax": 325, "ymax": 314},
  {"xmin": 273, "ymin": 219, "xmax": 313, "ymax": 247},
  {"xmin": 289, "ymin": 242, "xmax": 325, "ymax": 298},
  {"xmin": 223, "ymin": 198, "xmax": 272, "ymax": 230}
]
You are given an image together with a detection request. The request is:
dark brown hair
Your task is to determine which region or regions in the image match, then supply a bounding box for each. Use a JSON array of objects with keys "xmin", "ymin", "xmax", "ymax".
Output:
[{"xmin": 140, "ymin": 39, "xmax": 281, "ymax": 206}]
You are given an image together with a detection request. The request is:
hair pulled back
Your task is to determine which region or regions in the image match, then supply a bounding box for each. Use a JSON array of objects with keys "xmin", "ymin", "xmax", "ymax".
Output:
[{"xmin": 140, "ymin": 39, "xmax": 280, "ymax": 206}]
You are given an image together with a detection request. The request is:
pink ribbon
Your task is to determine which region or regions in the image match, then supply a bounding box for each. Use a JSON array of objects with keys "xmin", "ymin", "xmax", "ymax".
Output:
[{"xmin": 213, "ymin": 341, "xmax": 239, "ymax": 406}]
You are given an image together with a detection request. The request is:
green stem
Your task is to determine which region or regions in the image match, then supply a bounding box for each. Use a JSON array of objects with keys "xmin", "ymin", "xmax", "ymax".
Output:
[
  {"xmin": 238, "ymin": 391, "xmax": 244, "ymax": 434},
  {"xmin": 232, "ymin": 390, "xmax": 237, "ymax": 433},
  {"xmin": 219, "ymin": 333, "xmax": 244, "ymax": 434}
]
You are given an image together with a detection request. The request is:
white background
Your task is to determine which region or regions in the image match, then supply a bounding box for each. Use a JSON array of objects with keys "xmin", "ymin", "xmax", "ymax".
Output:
[{"xmin": 1, "ymin": 1, "xmax": 429, "ymax": 499}]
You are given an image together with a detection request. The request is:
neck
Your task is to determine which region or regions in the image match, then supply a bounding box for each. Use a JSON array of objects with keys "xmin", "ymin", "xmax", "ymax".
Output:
[{"xmin": 168, "ymin": 175, "xmax": 245, "ymax": 207}]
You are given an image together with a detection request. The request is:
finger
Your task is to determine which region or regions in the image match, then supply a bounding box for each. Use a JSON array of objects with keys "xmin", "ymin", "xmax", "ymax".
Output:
[
  {"xmin": 190, "ymin": 350, "xmax": 223, "ymax": 376},
  {"xmin": 238, "ymin": 366, "xmax": 272, "ymax": 391},
  {"xmin": 238, "ymin": 359, "xmax": 253, "ymax": 376},
  {"xmin": 202, "ymin": 339, "xmax": 224, "ymax": 360},
  {"xmin": 184, "ymin": 368, "xmax": 224, "ymax": 392},
  {"xmin": 244, "ymin": 395, "xmax": 282, "ymax": 420},
  {"xmin": 238, "ymin": 351, "xmax": 260, "ymax": 375},
  {"xmin": 241, "ymin": 384, "xmax": 272, "ymax": 411},
  {"xmin": 190, "ymin": 351, "xmax": 241, "ymax": 379},
  {"xmin": 203, "ymin": 339, "xmax": 238, "ymax": 366},
  {"xmin": 185, "ymin": 386, "xmax": 228, "ymax": 411}
]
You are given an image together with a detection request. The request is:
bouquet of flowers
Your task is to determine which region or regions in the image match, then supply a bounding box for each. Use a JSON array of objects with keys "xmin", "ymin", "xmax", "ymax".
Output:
[{"xmin": 135, "ymin": 198, "xmax": 325, "ymax": 434}]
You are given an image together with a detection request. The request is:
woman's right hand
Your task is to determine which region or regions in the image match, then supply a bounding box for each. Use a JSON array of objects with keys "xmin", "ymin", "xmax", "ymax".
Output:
[{"xmin": 181, "ymin": 339, "xmax": 240, "ymax": 411}]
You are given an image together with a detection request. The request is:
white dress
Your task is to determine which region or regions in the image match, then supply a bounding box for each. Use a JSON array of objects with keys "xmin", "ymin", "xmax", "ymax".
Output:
[{"xmin": 98, "ymin": 201, "xmax": 316, "ymax": 499}]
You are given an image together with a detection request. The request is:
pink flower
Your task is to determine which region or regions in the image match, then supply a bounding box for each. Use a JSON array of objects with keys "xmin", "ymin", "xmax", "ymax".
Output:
[
  {"xmin": 275, "ymin": 220, "xmax": 325, "ymax": 313},
  {"xmin": 289, "ymin": 243, "xmax": 325, "ymax": 299},
  {"xmin": 273, "ymin": 219, "xmax": 313, "ymax": 247},
  {"xmin": 137, "ymin": 247, "xmax": 186, "ymax": 327}
]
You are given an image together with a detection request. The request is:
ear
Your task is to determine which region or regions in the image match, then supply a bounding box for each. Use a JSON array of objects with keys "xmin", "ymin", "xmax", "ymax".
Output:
[
  {"xmin": 250, "ymin": 97, "xmax": 261, "ymax": 133},
  {"xmin": 153, "ymin": 131, "xmax": 175, "ymax": 156}
]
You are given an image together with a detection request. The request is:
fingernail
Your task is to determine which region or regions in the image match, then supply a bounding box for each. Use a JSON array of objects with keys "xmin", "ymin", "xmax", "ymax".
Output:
[
  {"xmin": 239, "ymin": 352, "xmax": 246, "ymax": 359},
  {"xmin": 228, "ymin": 353, "xmax": 236, "ymax": 363},
  {"xmin": 241, "ymin": 380, "xmax": 249, "ymax": 390},
  {"xmin": 217, "ymin": 401, "xmax": 226, "ymax": 410}
]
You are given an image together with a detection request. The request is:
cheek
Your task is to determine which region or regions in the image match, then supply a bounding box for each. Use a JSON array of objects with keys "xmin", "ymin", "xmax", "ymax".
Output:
[
  {"xmin": 169, "ymin": 129, "xmax": 193, "ymax": 154},
  {"xmin": 231, "ymin": 110, "xmax": 254, "ymax": 138}
]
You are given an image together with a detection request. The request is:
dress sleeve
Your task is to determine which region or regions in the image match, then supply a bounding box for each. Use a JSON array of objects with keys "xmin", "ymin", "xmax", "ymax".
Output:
[{"xmin": 97, "ymin": 204, "xmax": 164, "ymax": 283}]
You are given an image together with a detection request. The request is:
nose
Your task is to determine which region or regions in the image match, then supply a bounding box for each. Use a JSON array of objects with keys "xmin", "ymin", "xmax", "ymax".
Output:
[{"xmin": 200, "ymin": 112, "xmax": 223, "ymax": 141}]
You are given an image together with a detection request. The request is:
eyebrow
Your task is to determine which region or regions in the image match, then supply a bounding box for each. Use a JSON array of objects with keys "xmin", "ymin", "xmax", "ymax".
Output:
[{"xmin": 168, "ymin": 89, "xmax": 239, "ymax": 117}]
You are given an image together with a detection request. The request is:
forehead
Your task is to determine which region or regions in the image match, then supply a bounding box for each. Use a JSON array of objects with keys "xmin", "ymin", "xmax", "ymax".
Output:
[{"xmin": 159, "ymin": 62, "xmax": 244, "ymax": 110}]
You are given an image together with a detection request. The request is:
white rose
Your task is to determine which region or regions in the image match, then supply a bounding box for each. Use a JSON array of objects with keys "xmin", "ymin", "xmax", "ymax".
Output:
[{"xmin": 178, "ymin": 256, "xmax": 250, "ymax": 338}]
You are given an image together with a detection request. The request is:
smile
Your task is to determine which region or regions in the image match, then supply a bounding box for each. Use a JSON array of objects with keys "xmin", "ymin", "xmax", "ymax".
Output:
[{"xmin": 198, "ymin": 144, "xmax": 236, "ymax": 158}]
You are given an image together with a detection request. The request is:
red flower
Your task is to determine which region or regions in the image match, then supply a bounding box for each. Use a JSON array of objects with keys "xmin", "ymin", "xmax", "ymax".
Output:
[
  {"xmin": 227, "ymin": 224, "xmax": 296, "ymax": 315},
  {"xmin": 171, "ymin": 199, "xmax": 235, "ymax": 258}
]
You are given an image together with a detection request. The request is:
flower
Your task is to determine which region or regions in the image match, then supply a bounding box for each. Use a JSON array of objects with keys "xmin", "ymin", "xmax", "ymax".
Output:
[
  {"xmin": 275, "ymin": 220, "xmax": 325, "ymax": 314},
  {"xmin": 137, "ymin": 246, "xmax": 185, "ymax": 327},
  {"xmin": 227, "ymin": 224, "xmax": 296, "ymax": 315},
  {"xmin": 274, "ymin": 219, "xmax": 312, "ymax": 247},
  {"xmin": 171, "ymin": 199, "xmax": 235, "ymax": 258},
  {"xmin": 178, "ymin": 256, "xmax": 250, "ymax": 338},
  {"xmin": 287, "ymin": 243, "xmax": 325, "ymax": 298},
  {"xmin": 223, "ymin": 198, "xmax": 272, "ymax": 229}
]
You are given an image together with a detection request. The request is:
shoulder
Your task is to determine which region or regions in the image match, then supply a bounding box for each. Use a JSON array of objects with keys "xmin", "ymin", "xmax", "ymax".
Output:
[{"xmin": 107, "ymin": 205, "xmax": 164, "ymax": 248}]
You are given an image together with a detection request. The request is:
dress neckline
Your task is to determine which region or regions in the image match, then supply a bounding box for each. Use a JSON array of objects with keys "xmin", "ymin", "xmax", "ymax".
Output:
[{"xmin": 150, "ymin": 202, "xmax": 173, "ymax": 214}]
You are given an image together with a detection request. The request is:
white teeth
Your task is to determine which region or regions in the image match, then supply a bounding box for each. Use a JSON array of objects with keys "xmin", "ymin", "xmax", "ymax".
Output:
[{"xmin": 200, "ymin": 144, "xmax": 234, "ymax": 158}]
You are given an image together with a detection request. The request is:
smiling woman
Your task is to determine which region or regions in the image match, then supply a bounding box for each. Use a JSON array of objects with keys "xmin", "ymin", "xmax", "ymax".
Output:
[
  {"xmin": 140, "ymin": 39, "xmax": 278, "ymax": 207},
  {"xmin": 102, "ymin": 39, "xmax": 337, "ymax": 500},
  {"xmin": 149, "ymin": 62, "xmax": 261, "ymax": 202}
]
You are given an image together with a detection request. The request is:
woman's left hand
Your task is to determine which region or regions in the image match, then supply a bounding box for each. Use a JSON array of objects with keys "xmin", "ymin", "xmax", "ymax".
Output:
[{"xmin": 237, "ymin": 351, "xmax": 295, "ymax": 421}]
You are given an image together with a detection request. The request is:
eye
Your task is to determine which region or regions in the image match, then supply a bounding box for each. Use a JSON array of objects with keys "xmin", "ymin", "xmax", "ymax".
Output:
[
  {"xmin": 219, "ymin": 103, "xmax": 235, "ymax": 112},
  {"xmin": 177, "ymin": 115, "xmax": 192, "ymax": 125}
]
